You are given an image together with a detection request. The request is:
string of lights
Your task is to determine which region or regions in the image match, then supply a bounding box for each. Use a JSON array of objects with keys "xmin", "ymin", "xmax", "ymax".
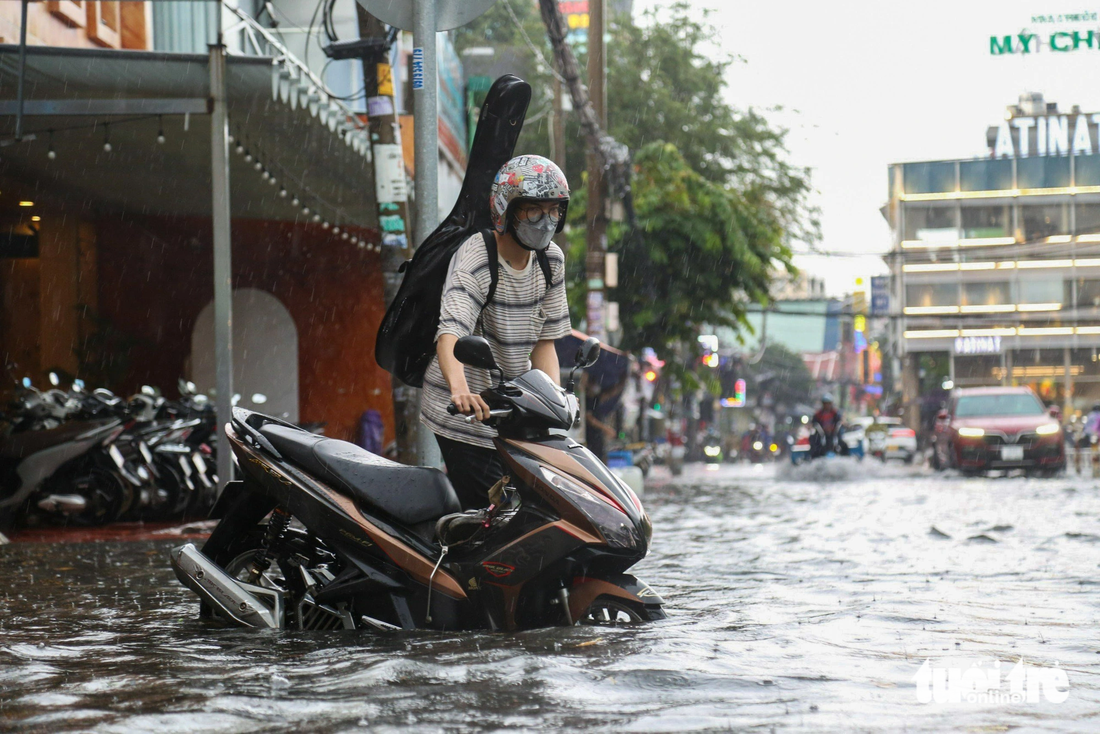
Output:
[{"xmin": 6, "ymin": 114, "xmax": 379, "ymax": 251}]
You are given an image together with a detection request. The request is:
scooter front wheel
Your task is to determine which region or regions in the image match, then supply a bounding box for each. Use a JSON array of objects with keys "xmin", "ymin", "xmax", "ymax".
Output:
[{"xmin": 578, "ymin": 595, "xmax": 666, "ymax": 625}]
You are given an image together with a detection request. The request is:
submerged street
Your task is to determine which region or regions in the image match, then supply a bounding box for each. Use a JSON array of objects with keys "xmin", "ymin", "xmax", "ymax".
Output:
[{"xmin": 3, "ymin": 463, "xmax": 1099, "ymax": 732}]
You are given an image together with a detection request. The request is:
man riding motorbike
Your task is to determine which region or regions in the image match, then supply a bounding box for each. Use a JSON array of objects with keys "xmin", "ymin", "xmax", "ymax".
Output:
[
  {"xmin": 811, "ymin": 394, "xmax": 845, "ymax": 457},
  {"xmin": 420, "ymin": 155, "xmax": 572, "ymax": 509}
]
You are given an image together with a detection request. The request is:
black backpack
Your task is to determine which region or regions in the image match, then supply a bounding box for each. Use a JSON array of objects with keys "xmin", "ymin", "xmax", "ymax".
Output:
[{"xmin": 376, "ymin": 75, "xmax": 550, "ymax": 388}]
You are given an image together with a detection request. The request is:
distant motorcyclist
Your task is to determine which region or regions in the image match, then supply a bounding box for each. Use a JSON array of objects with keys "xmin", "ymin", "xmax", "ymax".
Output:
[
  {"xmin": 811, "ymin": 394, "xmax": 844, "ymax": 457},
  {"xmin": 1083, "ymin": 403, "xmax": 1100, "ymax": 439},
  {"xmin": 1076, "ymin": 402, "xmax": 1100, "ymax": 473}
]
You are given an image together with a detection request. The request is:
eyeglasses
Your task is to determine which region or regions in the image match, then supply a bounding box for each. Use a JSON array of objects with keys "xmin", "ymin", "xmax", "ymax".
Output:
[{"xmin": 516, "ymin": 203, "xmax": 563, "ymax": 224}]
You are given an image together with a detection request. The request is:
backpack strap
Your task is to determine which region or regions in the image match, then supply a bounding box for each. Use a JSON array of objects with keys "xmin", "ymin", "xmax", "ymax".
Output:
[
  {"xmin": 481, "ymin": 229, "xmax": 500, "ymax": 306},
  {"xmin": 536, "ymin": 249, "xmax": 553, "ymax": 290}
]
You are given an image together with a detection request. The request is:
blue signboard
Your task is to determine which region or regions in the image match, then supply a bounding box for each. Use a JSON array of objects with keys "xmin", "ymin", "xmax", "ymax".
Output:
[{"xmin": 871, "ymin": 276, "xmax": 890, "ymax": 315}]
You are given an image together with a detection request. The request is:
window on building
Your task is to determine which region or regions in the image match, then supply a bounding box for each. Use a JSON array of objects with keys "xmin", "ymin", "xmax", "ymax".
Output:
[
  {"xmin": 1018, "ymin": 156, "xmax": 1071, "ymax": 189},
  {"xmin": 1073, "ymin": 278, "xmax": 1100, "ymax": 308},
  {"xmin": 961, "ymin": 204, "xmax": 1011, "ymax": 238},
  {"xmin": 906, "ymin": 283, "xmax": 957, "ymax": 307},
  {"xmin": 959, "ymin": 159, "xmax": 1013, "ymax": 192},
  {"xmin": 954, "ymin": 355, "xmax": 1001, "ymax": 384},
  {"xmin": 903, "ymin": 204, "xmax": 957, "ymax": 242},
  {"xmin": 1020, "ymin": 202, "xmax": 1069, "ymax": 240},
  {"xmin": 1018, "ymin": 277, "xmax": 1062, "ymax": 304},
  {"xmin": 1077, "ymin": 155, "xmax": 1100, "ymax": 187},
  {"xmin": 1078, "ymin": 203, "xmax": 1100, "ymax": 235},
  {"xmin": 903, "ymin": 161, "xmax": 955, "ymax": 195},
  {"xmin": 962, "ymin": 281, "xmax": 1010, "ymax": 306}
]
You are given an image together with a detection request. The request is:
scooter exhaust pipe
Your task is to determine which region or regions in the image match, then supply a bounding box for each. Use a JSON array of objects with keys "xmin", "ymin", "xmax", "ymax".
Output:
[
  {"xmin": 36, "ymin": 494, "xmax": 87, "ymax": 514},
  {"xmin": 169, "ymin": 543, "xmax": 283, "ymax": 628}
]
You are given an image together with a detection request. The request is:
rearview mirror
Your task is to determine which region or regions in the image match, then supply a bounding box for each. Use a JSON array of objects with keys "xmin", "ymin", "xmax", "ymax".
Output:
[
  {"xmin": 454, "ymin": 336, "xmax": 499, "ymax": 372},
  {"xmin": 1049, "ymin": 405, "xmax": 1061, "ymax": 419},
  {"xmin": 575, "ymin": 337, "xmax": 601, "ymax": 368}
]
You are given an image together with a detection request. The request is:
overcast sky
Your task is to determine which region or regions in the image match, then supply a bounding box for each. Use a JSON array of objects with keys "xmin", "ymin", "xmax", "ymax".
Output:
[{"xmin": 635, "ymin": 0, "xmax": 1100, "ymax": 295}]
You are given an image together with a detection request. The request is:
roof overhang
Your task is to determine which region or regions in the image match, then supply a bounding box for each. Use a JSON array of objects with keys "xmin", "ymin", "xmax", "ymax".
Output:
[{"xmin": 0, "ymin": 45, "xmax": 376, "ymax": 228}]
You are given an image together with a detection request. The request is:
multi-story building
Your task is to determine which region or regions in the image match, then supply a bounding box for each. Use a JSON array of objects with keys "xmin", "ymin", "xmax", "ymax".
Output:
[{"xmin": 887, "ymin": 93, "xmax": 1100, "ymax": 418}]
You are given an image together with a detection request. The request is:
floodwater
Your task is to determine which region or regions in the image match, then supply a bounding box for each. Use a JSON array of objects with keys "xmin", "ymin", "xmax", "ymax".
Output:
[{"xmin": 3, "ymin": 461, "xmax": 1100, "ymax": 732}]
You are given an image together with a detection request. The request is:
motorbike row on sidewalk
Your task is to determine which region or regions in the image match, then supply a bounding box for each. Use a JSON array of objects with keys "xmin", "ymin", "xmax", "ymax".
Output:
[{"xmin": 0, "ymin": 371, "xmax": 220, "ymax": 531}]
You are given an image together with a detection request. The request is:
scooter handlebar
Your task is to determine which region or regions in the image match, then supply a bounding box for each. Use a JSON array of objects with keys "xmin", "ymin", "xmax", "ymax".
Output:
[{"xmin": 446, "ymin": 403, "xmax": 512, "ymax": 423}]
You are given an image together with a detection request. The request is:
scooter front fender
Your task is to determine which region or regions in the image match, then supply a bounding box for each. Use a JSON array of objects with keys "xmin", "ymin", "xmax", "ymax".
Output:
[{"xmin": 567, "ymin": 573, "xmax": 665, "ymax": 622}]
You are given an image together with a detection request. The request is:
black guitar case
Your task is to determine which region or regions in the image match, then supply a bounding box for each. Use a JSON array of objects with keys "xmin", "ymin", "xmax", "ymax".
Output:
[{"xmin": 374, "ymin": 74, "xmax": 533, "ymax": 387}]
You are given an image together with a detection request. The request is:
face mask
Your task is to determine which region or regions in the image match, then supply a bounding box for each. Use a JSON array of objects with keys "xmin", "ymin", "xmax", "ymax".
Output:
[{"xmin": 514, "ymin": 216, "xmax": 556, "ymax": 252}]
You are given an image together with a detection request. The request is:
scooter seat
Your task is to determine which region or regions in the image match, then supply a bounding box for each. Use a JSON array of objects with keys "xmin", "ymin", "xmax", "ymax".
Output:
[
  {"xmin": 0, "ymin": 419, "xmax": 118, "ymax": 459},
  {"xmin": 258, "ymin": 424, "xmax": 461, "ymax": 526}
]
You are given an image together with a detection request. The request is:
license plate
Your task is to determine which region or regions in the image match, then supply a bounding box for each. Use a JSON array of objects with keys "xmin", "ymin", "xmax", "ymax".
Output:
[
  {"xmin": 886, "ymin": 444, "xmax": 899, "ymax": 451},
  {"xmin": 1001, "ymin": 445, "xmax": 1024, "ymax": 461}
]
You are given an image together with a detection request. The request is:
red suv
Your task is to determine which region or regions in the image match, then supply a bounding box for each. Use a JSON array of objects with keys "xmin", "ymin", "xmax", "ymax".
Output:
[{"xmin": 932, "ymin": 386, "xmax": 1065, "ymax": 475}]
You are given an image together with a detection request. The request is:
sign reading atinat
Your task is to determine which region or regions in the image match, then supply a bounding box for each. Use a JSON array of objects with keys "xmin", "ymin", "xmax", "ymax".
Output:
[{"xmin": 990, "ymin": 112, "xmax": 1100, "ymax": 158}]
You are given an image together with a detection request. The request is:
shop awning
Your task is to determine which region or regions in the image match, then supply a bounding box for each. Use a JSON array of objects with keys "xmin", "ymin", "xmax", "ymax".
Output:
[{"xmin": 0, "ymin": 44, "xmax": 375, "ymax": 228}]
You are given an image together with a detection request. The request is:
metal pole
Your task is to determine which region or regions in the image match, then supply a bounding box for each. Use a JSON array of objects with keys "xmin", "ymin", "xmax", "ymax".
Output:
[
  {"xmin": 210, "ymin": 42, "xmax": 234, "ymax": 491},
  {"xmin": 412, "ymin": 0, "xmax": 443, "ymax": 468},
  {"xmin": 412, "ymin": 0, "xmax": 438, "ymax": 247},
  {"xmin": 15, "ymin": 0, "xmax": 28, "ymax": 141}
]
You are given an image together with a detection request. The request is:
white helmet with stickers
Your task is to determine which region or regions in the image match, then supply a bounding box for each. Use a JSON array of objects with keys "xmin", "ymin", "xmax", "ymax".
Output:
[{"xmin": 489, "ymin": 155, "xmax": 570, "ymax": 251}]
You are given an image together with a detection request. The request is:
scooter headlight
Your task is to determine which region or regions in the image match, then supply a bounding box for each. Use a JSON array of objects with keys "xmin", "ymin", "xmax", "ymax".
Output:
[{"xmin": 538, "ymin": 466, "xmax": 637, "ymax": 550}]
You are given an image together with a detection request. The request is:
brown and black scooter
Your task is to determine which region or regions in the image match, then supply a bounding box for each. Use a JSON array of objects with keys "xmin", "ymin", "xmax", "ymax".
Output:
[{"xmin": 171, "ymin": 336, "xmax": 664, "ymax": 631}]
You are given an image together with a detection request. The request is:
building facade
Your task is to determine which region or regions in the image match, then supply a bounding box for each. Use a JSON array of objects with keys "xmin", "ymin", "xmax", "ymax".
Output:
[{"xmin": 888, "ymin": 94, "xmax": 1100, "ymax": 419}]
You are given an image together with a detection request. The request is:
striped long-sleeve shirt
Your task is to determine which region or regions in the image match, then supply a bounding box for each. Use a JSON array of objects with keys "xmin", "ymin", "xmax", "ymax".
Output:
[{"xmin": 420, "ymin": 232, "xmax": 571, "ymax": 448}]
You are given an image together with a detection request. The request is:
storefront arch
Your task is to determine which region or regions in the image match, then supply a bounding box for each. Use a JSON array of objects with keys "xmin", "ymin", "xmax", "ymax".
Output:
[{"xmin": 191, "ymin": 288, "xmax": 299, "ymax": 422}]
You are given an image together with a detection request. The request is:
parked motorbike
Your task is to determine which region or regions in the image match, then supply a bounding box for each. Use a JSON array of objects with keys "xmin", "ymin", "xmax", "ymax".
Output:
[
  {"xmin": 0, "ymin": 413, "xmax": 129, "ymax": 530},
  {"xmin": 0, "ymin": 373, "xmax": 220, "ymax": 529},
  {"xmin": 172, "ymin": 336, "xmax": 664, "ymax": 631}
]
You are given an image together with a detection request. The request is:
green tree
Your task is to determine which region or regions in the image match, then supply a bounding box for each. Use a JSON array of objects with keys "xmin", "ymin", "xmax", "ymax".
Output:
[
  {"xmin": 456, "ymin": 2, "xmax": 816, "ymax": 366},
  {"xmin": 451, "ymin": 1, "xmax": 556, "ymax": 160},
  {"xmin": 566, "ymin": 142, "xmax": 793, "ymax": 357},
  {"xmin": 602, "ymin": 3, "xmax": 816, "ymax": 242}
]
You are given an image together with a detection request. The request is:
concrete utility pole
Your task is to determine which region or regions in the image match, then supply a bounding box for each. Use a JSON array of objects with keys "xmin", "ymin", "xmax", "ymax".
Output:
[
  {"xmin": 355, "ymin": 10, "xmax": 420, "ymax": 465},
  {"xmin": 585, "ymin": 0, "xmax": 607, "ymax": 340}
]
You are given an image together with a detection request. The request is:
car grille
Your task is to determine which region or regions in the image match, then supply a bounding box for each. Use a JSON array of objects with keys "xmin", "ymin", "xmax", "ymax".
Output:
[{"xmin": 980, "ymin": 432, "xmax": 1040, "ymax": 449}]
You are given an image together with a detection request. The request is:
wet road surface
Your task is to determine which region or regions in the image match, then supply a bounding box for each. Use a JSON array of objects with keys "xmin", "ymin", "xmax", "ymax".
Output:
[{"xmin": 2, "ymin": 461, "xmax": 1100, "ymax": 732}]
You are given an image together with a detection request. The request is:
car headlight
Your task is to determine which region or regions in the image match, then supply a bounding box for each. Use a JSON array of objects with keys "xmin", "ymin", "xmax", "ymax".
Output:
[
  {"xmin": 1036, "ymin": 423, "xmax": 1061, "ymax": 435},
  {"xmin": 958, "ymin": 427, "xmax": 985, "ymax": 438}
]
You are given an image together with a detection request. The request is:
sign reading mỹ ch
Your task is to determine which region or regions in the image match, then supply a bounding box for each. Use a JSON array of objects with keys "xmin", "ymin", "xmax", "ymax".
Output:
[{"xmin": 990, "ymin": 11, "xmax": 1100, "ymax": 55}]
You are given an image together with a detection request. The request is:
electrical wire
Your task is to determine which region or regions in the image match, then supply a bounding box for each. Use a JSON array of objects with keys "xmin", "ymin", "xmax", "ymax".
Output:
[
  {"xmin": 503, "ymin": 0, "xmax": 566, "ymax": 83},
  {"xmin": 302, "ymin": 0, "xmax": 326, "ymax": 74}
]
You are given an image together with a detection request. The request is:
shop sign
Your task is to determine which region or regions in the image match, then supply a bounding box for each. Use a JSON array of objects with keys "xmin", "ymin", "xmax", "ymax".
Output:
[
  {"xmin": 954, "ymin": 336, "xmax": 1003, "ymax": 355},
  {"xmin": 990, "ymin": 112, "xmax": 1100, "ymax": 158},
  {"xmin": 990, "ymin": 11, "xmax": 1100, "ymax": 56}
]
